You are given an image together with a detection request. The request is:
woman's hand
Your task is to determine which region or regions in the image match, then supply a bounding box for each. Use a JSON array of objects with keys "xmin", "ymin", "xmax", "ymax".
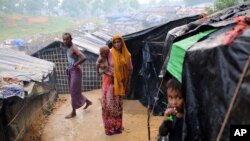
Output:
[{"xmin": 110, "ymin": 75, "xmax": 114, "ymax": 84}]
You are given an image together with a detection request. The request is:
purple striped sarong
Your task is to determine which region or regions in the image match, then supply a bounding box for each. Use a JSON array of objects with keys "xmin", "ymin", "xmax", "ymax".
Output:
[{"xmin": 66, "ymin": 67, "xmax": 86, "ymax": 109}]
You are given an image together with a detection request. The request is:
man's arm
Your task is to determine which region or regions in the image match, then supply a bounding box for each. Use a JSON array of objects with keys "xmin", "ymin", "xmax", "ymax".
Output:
[{"xmin": 72, "ymin": 47, "xmax": 86, "ymax": 67}]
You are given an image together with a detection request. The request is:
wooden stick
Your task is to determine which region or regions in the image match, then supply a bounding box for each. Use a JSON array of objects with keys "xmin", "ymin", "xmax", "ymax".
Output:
[{"xmin": 148, "ymin": 105, "xmax": 151, "ymax": 140}]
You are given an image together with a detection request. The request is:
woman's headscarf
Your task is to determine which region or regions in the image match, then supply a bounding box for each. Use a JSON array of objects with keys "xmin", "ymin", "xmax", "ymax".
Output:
[{"xmin": 111, "ymin": 35, "xmax": 131, "ymax": 96}]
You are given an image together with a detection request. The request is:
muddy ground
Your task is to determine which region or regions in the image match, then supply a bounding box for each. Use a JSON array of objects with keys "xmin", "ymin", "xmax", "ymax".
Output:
[{"xmin": 24, "ymin": 89, "xmax": 163, "ymax": 141}]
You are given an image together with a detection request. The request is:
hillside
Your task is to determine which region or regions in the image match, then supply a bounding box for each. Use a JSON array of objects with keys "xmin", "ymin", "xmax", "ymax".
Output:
[{"xmin": 0, "ymin": 12, "xmax": 76, "ymax": 42}]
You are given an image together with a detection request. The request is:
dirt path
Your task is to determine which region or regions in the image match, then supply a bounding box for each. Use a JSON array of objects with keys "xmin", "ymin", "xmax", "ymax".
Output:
[{"xmin": 41, "ymin": 89, "xmax": 162, "ymax": 141}]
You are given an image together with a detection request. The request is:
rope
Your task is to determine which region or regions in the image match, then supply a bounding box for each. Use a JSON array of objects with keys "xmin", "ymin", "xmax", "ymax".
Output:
[{"xmin": 216, "ymin": 56, "xmax": 250, "ymax": 141}]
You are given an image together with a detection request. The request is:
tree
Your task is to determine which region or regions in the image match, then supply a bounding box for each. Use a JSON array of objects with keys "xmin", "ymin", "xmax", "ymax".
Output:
[
  {"xmin": 24, "ymin": 0, "xmax": 44, "ymax": 15},
  {"xmin": 128, "ymin": 0, "xmax": 139, "ymax": 10},
  {"xmin": 61, "ymin": 0, "xmax": 89, "ymax": 17},
  {"xmin": 184, "ymin": 0, "xmax": 204, "ymax": 6},
  {"xmin": 0, "ymin": 0, "xmax": 11, "ymax": 11},
  {"xmin": 214, "ymin": 0, "xmax": 238, "ymax": 10},
  {"xmin": 149, "ymin": 0, "xmax": 157, "ymax": 5},
  {"xmin": 0, "ymin": 0, "xmax": 21, "ymax": 13},
  {"xmin": 88, "ymin": 0, "xmax": 104, "ymax": 17},
  {"xmin": 46, "ymin": 0, "xmax": 59, "ymax": 14}
]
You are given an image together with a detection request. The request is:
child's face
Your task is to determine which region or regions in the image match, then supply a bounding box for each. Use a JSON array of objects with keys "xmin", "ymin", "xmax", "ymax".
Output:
[
  {"xmin": 167, "ymin": 88, "xmax": 184, "ymax": 113},
  {"xmin": 100, "ymin": 50, "xmax": 109, "ymax": 58}
]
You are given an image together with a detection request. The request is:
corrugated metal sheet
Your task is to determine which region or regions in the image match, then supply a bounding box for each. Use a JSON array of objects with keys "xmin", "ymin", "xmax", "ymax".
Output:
[
  {"xmin": 73, "ymin": 32, "xmax": 112, "ymax": 55},
  {"xmin": 0, "ymin": 48, "xmax": 55, "ymax": 82},
  {"xmin": 92, "ymin": 30, "xmax": 112, "ymax": 41}
]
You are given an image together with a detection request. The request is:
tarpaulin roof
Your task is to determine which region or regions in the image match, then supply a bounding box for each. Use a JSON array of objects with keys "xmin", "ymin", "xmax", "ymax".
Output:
[{"xmin": 167, "ymin": 28, "xmax": 216, "ymax": 82}]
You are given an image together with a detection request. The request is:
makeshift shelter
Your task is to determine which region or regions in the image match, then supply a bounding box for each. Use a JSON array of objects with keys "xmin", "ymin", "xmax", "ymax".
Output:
[
  {"xmin": 32, "ymin": 39, "xmax": 104, "ymax": 94},
  {"xmin": 113, "ymin": 14, "xmax": 204, "ymax": 115},
  {"xmin": 0, "ymin": 48, "xmax": 57, "ymax": 141},
  {"xmin": 161, "ymin": 2, "xmax": 250, "ymax": 141}
]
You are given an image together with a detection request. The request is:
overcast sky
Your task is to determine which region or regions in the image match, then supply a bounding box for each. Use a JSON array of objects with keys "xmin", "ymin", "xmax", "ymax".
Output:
[{"xmin": 138, "ymin": 0, "xmax": 160, "ymax": 4}]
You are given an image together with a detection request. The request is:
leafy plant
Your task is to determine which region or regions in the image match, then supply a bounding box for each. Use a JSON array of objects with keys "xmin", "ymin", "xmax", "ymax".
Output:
[{"xmin": 214, "ymin": 0, "xmax": 239, "ymax": 11}]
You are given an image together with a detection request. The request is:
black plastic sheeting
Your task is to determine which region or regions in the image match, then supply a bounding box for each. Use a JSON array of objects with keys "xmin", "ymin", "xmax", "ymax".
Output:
[
  {"xmin": 180, "ymin": 26, "xmax": 250, "ymax": 141},
  {"xmin": 158, "ymin": 2, "xmax": 250, "ymax": 140},
  {"xmin": 116, "ymin": 15, "xmax": 203, "ymax": 115},
  {"xmin": 0, "ymin": 100, "xmax": 6, "ymax": 141}
]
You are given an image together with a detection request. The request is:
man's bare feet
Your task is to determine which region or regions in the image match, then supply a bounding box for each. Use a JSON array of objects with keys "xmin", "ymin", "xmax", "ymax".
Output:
[
  {"xmin": 83, "ymin": 100, "xmax": 92, "ymax": 109},
  {"xmin": 65, "ymin": 113, "xmax": 76, "ymax": 119}
]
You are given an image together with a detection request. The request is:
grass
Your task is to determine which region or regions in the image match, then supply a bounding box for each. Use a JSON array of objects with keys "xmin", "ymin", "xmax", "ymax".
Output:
[{"xmin": 0, "ymin": 12, "xmax": 76, "ymax": 42}]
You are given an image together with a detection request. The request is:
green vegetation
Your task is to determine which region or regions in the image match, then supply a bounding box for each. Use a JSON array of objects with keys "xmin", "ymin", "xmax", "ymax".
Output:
[
  {"xmin": 0, "ymin": 0, "xmax": 142, "ymax": 19},
  {"xmin": 0, "ymin": 12, "xmax": 76, "ymax": 42},
  {"xmin": 204, "ymin": 0, "xmax": 247, "ymax": 15},
  {"xmin": 214, "ymin": 0, "xmax": 238, "ymax": 11}
]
